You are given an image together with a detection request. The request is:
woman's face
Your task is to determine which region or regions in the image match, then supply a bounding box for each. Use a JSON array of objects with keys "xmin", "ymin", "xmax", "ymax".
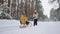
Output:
[{"xmin": 35, "ymin": 12, "xmax": 36, "ymax": 14}]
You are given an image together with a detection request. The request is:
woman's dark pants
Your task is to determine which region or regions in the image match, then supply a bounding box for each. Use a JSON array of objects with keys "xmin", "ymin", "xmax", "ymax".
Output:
[{"xmin": 34, "ymin": 19, "xmax": 37, "ymax": 26}]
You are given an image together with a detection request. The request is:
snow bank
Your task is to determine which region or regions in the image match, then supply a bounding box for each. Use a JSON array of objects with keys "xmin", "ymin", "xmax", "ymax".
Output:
[{"xmin": 0, "ymin": 19, "xmax": 20, "ymax": 27}]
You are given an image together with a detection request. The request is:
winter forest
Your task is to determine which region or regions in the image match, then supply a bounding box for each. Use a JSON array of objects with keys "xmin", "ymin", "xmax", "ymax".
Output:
[
  {"xmin": 0, "ymin": 0, "xmax": 43, "ymax": 20},
  {"xmin": 0, "ymin": 0, "xmax": 60, "ymax": 34},
  {"xmin": 0, "ymin": 0, "xmax": 60, "ymax": 21}
]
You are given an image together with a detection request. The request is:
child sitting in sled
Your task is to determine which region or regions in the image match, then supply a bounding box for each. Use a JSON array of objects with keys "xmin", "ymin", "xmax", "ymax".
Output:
[{"xmin": 20, "ymin": 12, "xmax": 31, "ymax": 27}]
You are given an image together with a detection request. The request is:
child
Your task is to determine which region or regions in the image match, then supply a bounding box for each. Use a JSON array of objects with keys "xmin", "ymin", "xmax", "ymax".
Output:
[{"xmin": 20, "ymin": 13, "xmax": 27, "ymax": 27}]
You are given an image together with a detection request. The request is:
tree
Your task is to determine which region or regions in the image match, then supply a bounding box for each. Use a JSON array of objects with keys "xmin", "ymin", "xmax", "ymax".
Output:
[
  {"xmin": 36, "ymin": 0, "xmax": 44, "ymax": 17},
  {"xmin": 49, "ymin": 0, "xmax": 60, "ymax": 21}
]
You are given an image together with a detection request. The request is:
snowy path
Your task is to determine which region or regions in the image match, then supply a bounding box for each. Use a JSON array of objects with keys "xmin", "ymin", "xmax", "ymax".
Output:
[{"xmin": 0, "ymin": 20, "xmax": 60, "ymax": 34}]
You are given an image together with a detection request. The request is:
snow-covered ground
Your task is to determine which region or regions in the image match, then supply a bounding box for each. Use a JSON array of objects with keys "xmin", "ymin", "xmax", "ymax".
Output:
[{"xmin": 0, "ymin": 19, "xmax": 60, "ymax": 34}]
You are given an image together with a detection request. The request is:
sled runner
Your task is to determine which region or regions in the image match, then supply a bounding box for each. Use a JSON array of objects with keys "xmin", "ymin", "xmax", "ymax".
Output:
[
  {"xmin": 20, "ymin": 21, "xmax": 32, "ymax": 28},
  {"xmin": 20, "ymin": 25, "xmax": 26, "ymax": 28}
]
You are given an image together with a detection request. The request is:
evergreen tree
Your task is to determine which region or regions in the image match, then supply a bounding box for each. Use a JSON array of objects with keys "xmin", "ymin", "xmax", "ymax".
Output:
[{"xmin": 49, "ymin": 0, "xmax": 60, "ymax": 21}]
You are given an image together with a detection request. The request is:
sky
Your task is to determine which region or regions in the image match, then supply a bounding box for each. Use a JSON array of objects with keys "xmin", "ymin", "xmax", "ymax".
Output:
[{"xmin": 40, "ymin": 0, "xmax": 59, "ymax": 18}]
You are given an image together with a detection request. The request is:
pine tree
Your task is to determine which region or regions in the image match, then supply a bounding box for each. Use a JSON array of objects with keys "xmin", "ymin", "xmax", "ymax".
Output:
[
  {"xmin": 36, "ymin": 0, "xmax": 44, "ymax": 18},
  {"xmin": 49, "ymin": 0, "xmax": 60, "ymax": 21}
]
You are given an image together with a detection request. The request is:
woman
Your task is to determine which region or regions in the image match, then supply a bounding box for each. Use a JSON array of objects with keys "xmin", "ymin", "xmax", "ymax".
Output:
[{"xmin": 33, "ymin": 10, "xmax": 38, "ymax": 26}]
